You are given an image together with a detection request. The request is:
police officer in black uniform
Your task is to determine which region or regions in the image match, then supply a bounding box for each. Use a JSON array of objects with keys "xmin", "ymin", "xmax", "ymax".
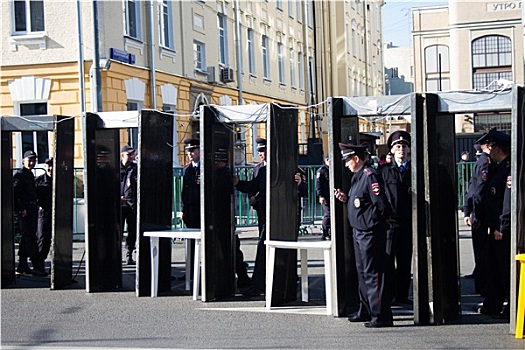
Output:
[
  {"xmin": 233, "ymin": 138, "xmax": 268, "ymax": 295},
  {"xmin": 13, "ymin": 150, "xmax": 47, "ymax": 276},
  {"xmin": 35, "ymin": 157, "xmax": 53, "ymax": 271},
  {"xmin": 120, "ymin": 145, "xmax": 138, "ymax": 265},
  {"xmin": 463, "ymin": 131, "xmax": 494, "ymax": 295},
  {"xmin": 477, "ymin": 129, "xmax": 511, "ymax": 317},
  {"xmin": 335, "ymin": 143, "xmax": 393, "ymax": 328},
  {"xmin": 316, "ymin": 155, "xmax": 331, "ymax": 240},
  {"xmin": 182, "ymin": 138, "xmax": 201, "ymax": 229},
  {"xmin": 379, "ymin": 130, "xmax": 412, "ymax": 305}
]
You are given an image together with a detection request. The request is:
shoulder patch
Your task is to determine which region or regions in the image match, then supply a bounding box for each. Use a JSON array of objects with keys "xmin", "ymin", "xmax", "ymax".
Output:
[
  {"xmin": 371, "ymin": 182, "xmax": 381, "ymax": 196},
  {"xmin": 480, "ymin": 169, "xmax": 488, "ymax": 182},
  {"xmin": 363, "ymin": 168, "xmax": 373, "ymax": 176},
  {"xmin": 507, "ymin": 175, "xmax": 512, "ymax": 189},
  {"xmin": 316, "ymin": 172, "xmax": 321, "ymax": 178}
]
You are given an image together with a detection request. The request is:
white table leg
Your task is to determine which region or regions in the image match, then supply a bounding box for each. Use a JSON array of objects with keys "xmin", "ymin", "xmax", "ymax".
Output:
[
  {"xmin": 300, "ymin": 249, "xmax": 308, "ymax": 302},
  {"xmin": 324, "ymin": 249, "xmax": 333, "ymax": 315},
  {"xmin": 150, "ymin": 237, "xmax": 160, "ymax": 297},
  {"xmin": 193, "ymin": 239, "xmax": 201, "ymax": 301},
  {"xmin": 266, "ymin": 246, "xmax": 276, "ymax": 309}
]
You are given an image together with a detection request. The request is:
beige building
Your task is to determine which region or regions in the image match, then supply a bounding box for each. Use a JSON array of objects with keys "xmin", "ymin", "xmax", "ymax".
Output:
[
  {"xmin": 1, "ymin": 0, "xmax": 324, "ymax": 167},
  {"xmin": 412, "ymin": 1, "xmax": 524, "ymax": 133}
]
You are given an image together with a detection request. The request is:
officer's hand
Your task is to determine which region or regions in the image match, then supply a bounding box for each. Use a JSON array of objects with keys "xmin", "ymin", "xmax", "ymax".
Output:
[
  {"xmin": 464, "ymin": 216, "xmax": 471, "ymax": 227},
  {"xmin": 294, "ymin": 173, "xmax": 302, "ymax": 184},
  {"xmin": 494, "ymin": 229, "xmax": 503, "ymax": 241},
  {"xmin": 120, "ymin": 196, "xmax": 126, "ymax": 205},
  {"xmin": 21, "ymin": 209, "xmax": 27, "ymax": 218},
  {"xmin": 232, "ymin": 174, "xmax": 239, "ymax": 185},
  {"xmin": 334, "ymin": 189, "xmax": 347, "ymax": 203},
  {"xmin": 319, "ymin": 197, "xmax": 326, "ymax": 205},
  {"xmin": 471, "ymin": 218, "xmax": 480, "ymax": 229},
  {"xmin": 249, "ymin": 196, "xmax": 258, "ymax": 206}
]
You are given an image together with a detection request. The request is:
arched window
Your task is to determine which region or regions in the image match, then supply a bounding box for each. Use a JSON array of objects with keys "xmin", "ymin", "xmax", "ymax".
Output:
[{"xmin": 471, "ymin": 35, "xmax": 512, "ymax": 90}]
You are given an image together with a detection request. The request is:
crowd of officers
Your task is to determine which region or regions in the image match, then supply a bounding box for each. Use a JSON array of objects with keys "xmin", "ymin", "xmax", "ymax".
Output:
[{"xmin": 14, "ymin": 126, "xmax": 512, "ymax": 327}]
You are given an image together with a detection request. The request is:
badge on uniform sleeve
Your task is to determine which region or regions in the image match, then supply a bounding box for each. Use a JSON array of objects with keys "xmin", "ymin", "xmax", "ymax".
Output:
[
  {"xmin": 316, "ymin": 172, "xmax": 321, "ymax": 179},
  {"xmin": 490, "ymin": 187, "xmax": 496, "ymax": 195},
  {"xmin": 371, "ymin": 182, "xmax": 381, "ymax": 195},
  {"xmin": 480, "ymin": 170, "xmax": 488, "ymax": 182},
  {"xmin": 126, "ymin": 178, "xmax": 131, "ymax": 188},
  {"xmin": 507, "ymin": 175, "xmax": 512, "ymax": 189},
  {"xmin": 354, "ymin": 198, "xmax": 361, "ymax": 208}
]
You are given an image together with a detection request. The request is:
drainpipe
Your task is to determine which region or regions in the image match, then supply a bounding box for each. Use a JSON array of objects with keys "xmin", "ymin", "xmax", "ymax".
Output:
[
  {"xmin": 148, "ymin": 0, "xmax": 157, "ymax": 108},
  {"xmin": 91, "ymin": 0, "xmax": 102, "ymax": 112},
  {"xmin": 77, "ymin": 0, "xmax": 85, "ymax": 113},
  {"xmin": 234, "ymin": 0, "xmax": 243, "ymax": 105}
]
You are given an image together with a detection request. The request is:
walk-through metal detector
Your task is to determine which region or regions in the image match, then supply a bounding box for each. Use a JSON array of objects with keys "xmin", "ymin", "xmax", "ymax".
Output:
[
  {"xmin": 328, "ymin": 87, "xmax": 524, "ymax": 330},
  {"xmin": 199, "ymin": 104, "xmax": 300, "ymax": 304},
  {"xmin": 83, "ymin": 110, "xmax": 173, "ymax": 296},
  {"xmin": 1, "ymin": 115, "xmax": 75, "ymax": 289}
]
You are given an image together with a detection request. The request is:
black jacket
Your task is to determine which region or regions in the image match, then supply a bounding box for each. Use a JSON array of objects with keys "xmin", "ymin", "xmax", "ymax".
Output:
[
  {"xmin": 316, "ymin": 165, "xmax": 330, "ymax": 200},
  {"xmin": 13, "ymin": 167, "xmax": 37, "ymax": 213},
  {"xmin": 120, "ymin": 161, "xmax": 138, "ymax": 209},
  {"xmin": 379, "ymin": 161, "xmax": 411, "ymax": 221},
  {"xmin": 35, "ymin": 173, "xmax": 53, "ymax": 214}
]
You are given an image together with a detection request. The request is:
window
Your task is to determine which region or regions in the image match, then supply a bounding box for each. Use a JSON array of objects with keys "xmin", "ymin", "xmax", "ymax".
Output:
[
  {"xmin": 472, "ymin": 35, "xmax": 512, "ymax": 90},
  {"xmin": 194, "ymin": 41, "xmax": 206, "ymax": 71},
  {"xmin": 262, "ymin": 35, "xmax": 270, "ymax": 79},
  {"xmin": 351, "ymin": 24, "xmax": 356, "ymax": 57},
  {"xmin": 14, "ymin": 0, "xmax": 45, "ymax": 33},
  {"xmin": 297, "ymin": 0, "xmax": 302, "ymax": 23},
  {"xmin": 247, "ymin": 28, "xmax": 256, "ymax": 75},
  {"xmin": 20, "ymin": 102, "xmax": 49, "ymax": 161},
  {"xmin": 424, "ymin": 45, "xmax": 450, "ymax": 91},
  {"xmin": 278, "ymin": 43, "xmax": 285, "ymax": 84},
  {"xmin": 218, "ymin": 14, "xmax": 228, "ymax": 65},
  {"xmin": 307, "ymin": 0, "xmax": 313, "ymax": 28},
  {"xmin": 288, "ymin": 0, "xmax": 293, "ymax": 17},
  {"xmin": 276, "ymin": 0, "xmax": 283, "ymax": 10},
  {"xmin": 298, "ymin": 51, "xmax": 304, "ymax": 89},
  {"xmin": 290, "ymin": 48, "xmax": 295, "ymax": 87},
  {"xmin": 125, "ymin": 0, "xmax": 142, "ymax": 40},
  {"xmin": 474, "ymin": 113, "xmax": 511, "ymax": 133},
  {"xmin": 159, "ymin": 0, "xmax": 173, "ymax": 49}
]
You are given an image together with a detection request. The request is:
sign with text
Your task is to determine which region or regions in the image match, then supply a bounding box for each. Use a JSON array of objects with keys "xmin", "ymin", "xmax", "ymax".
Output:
[{"xmin": 109, "ymin": 48, "xmax": 136, "ymax": 65}]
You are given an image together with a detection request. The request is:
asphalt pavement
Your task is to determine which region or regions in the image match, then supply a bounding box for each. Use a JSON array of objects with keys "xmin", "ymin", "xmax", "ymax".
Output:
[{"xmin": 1, "ymin": 216, "xmax": 524, "ymax": 349}]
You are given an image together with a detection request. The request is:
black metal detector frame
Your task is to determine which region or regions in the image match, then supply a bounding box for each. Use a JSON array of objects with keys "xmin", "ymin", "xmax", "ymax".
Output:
[
  {"xmin": 1, "ymin": 115, "xmax": 74, "ymax": 289},
  {"xmin": 83, "ymin": 110, "xmax": 173, "ymax": 296}
]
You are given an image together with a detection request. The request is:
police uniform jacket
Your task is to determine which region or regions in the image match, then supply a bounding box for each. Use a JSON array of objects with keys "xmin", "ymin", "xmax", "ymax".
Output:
[
  {"xmin": 13, "ymin": 167, "xmax": 38, "ymax": 213},
  {"xmin": 464, "ymin": 152, "xmax": 493, "ymax": 220},
  {"xmin": 182, "ymin": 161, "xmax": 201, "ymax": 208},
  {"xmin": 347, "ymin": 165, "xmax": 391, "ymax": 231},
  {"xmin": 297, "ymin": 167, "xmax": 308, "ymax": 210},
  {"xmin": 499, "ymin": 175, "xmax": 511, "ymax": 235},
  {"xmin": 379, "ymin": 161, "xmax": 411, "ymax": 221},
  {"xmin": 35, "ymin": 173, "xmax": 53, "ymax": 214},
  {"xmin": 316, "ymin": 164, "xmax": 330, "ymax": 200},
  {"xmin": 120, "ymin": 161, "xmax": 138, "ymax": 209},
  {"xmin": 236, "ymin": 161, "xmax": 266, "ymax": 213},
  {"xmin": 484, "ymin": 156, "xmax": 510, "ymax": 230}
]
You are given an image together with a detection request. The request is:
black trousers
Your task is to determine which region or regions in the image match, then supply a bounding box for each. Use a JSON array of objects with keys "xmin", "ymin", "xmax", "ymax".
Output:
[
  {"xmin": 121, "ymin": 205, "xmax": 137, "ymax": 254},
  {"xmin": 386, "ymin": 219, "xmax": 412, "ymax": 300},
  {"xmin": 353, "ymin": 227, "xmax": 392, "ymax": 323},
  {"xmin": 482, "ymin": 230, "xmax": 510, "ymax": 313},
  {"xmin": 472, "ymin": 223, "xmax": 489, "ymax": 295},
  {"xmin": 18, "ymin": 203, "xmax": 40, "ymax": 267},
  {"xmin": 251, "ymin": 212, "xmax": 266, "ymax": 291},
  {"xmin": 321, "ymin": 203, "xmax": 331, "ymax": 237},
  {"xmin": 37, "ymin": 208, "xmax": 52, "ymax": 265}
]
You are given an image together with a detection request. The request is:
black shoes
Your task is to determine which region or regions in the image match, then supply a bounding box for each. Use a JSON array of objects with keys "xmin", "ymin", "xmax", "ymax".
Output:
[
  {"xmin": 364, "ymin": 320, "xmax": 394, "ymax": 328},
  {"xmin": 348, "ymin": 314, "xmax": 371, "ymax": 323},
  {"xmin": 127, "ymin": 257, "xmax": 136, "ymax": 265},
  {"xmin": 240, "ymin": 286, "xmax": 263, "ymax": 297},
  {"xmin": 32, "ymin": 268, "xmax": 48, "ymax": 277},
  {"xmin": 16, "ymin": 264, "xmax": 32, "ymax": 275},
  {"xmin": 237, "ymin": 276, "xmax": 252, "ymax": 289}
]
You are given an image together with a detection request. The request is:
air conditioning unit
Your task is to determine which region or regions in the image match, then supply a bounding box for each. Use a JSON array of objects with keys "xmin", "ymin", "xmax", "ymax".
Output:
[
  {"xmin": 220, "ymin": 67, "xmax": 235, "ymax": 83},
  {"xmin": 207, "ymin": 66, "xmax": 217, "ymax": 83}
]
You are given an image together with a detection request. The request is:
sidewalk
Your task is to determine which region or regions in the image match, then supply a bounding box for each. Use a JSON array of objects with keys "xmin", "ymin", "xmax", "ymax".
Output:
[{"xmin": 1, "ymin": 219, "xmax": 523, "ymax": 349}]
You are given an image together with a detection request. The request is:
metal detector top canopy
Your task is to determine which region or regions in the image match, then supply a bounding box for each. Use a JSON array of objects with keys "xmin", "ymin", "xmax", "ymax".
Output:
[{"xmin": 206, "ymin": 104, "xmax": 269, "ymax": 124}]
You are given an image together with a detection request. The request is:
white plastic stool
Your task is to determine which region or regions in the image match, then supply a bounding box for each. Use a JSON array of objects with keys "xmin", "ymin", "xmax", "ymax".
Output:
[{"xmin": 265, "ymin": 240, "xmax": 333, "ymax": 315}]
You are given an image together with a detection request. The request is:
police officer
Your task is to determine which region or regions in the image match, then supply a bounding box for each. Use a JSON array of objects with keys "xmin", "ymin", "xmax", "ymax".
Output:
[
  {"xmin": 316, "ymin": 155, "xmax": 331, "ymax": 240},
  {"xmin": 477, "ymin": 129, "xmax": 511, "ymax": 317},
  {"xmin": 379, "ymin": 130, "xmax": 412, "ymax": 305},
  {"xmin": 35, "ymin": 157, "xmax": 53, "ymax": 271},
  {"xmin": 120, "ymin": 145, "xmax": 138, "ymax": 265},
  {"xmin": 463, "ymin": 131, "xmax": 494, "ymax": 295},
  {"xmin": 233, "ymin": 137, "xmax": 267, "ymax": 295},
  {"xmin": 13, "ymin": 150, "xmax": 47, "ymax": 276},
  {"xmin": 182, "ymin": 138, "xmax": 201, "ymax": 229},
  {"xmin": 335, "ymin": 143, "xmax": 393, "ymax": 328}
]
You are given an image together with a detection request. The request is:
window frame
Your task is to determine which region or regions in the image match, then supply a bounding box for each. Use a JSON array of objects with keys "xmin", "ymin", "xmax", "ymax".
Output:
[
  {"xmin": 247, "ymin": 28, "xmax": 256, "ymax": 75},
  {"xmin": 218, "ymin": 13, "xmax": 228, "ymax": 66},
  {"xmin": 471, "ymin": 35, "xmax": 512, "ymax": 90},
  {"xmin": 12, "ymin": 0, "xmax": 45, "ymax": 34},
  {"xmin": 125, "ymin": 0, "xmax": 142, "ymax": 40},
  {"xmin": 278, "ymin": 42, "xmax": 285, "ymax": 84},
  {"xmin": 194, "ymin": 40, "xmax": 206, "ymax": 72},
  {"xmin": 298, "ymin": 51, "xmax": 304, "ymax": 90},
  {"xmin": 262, "ymin": 35, "xmax": 270, "ymax": 79},
  {"xmin": 290, "ymin": 48, "xmax": 295, "ymax": 88},
  {"xmin": 159, "ymin": 0, "xmax": 174, "ymax": 49}
]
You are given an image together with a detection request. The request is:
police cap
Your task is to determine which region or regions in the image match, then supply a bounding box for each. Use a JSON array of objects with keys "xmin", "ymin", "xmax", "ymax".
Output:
[
  {"xmin": 44, "ymin": 157, "xmax": 53, "ymax": 164},
  {"xmin": 473, "ymin": 143, "xmax": 482, "ymax": 156},
  {"xmin": 120, "ymin": 145, "xmax": 134, "ymax": 154},
  {"xmin": 255, "ymin": 137, "xmax": 267, "ymax": 151},
  {"xmin": 23, "ymin": 150, "xmax": 37, "ymax": 159},
  {"xmin": 338, "ymin": 143, "xmax": 367, "ymax": 161},
  {"xmin": 387, "ymin": 130, "xmax": 411, "ymax": 149},
  {"xmin": 476, "ymin": 128, "xmax": 510, "ymax": 146},
  {"xmin": 184, "ymin": 138, "xmax": 200, "ymax": 150}
]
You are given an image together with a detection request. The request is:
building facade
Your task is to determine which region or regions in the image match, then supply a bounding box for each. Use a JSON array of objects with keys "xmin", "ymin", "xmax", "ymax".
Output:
[{"xmin": 412, "ymin": 1, "xmax": 524, "ymax": 133}]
